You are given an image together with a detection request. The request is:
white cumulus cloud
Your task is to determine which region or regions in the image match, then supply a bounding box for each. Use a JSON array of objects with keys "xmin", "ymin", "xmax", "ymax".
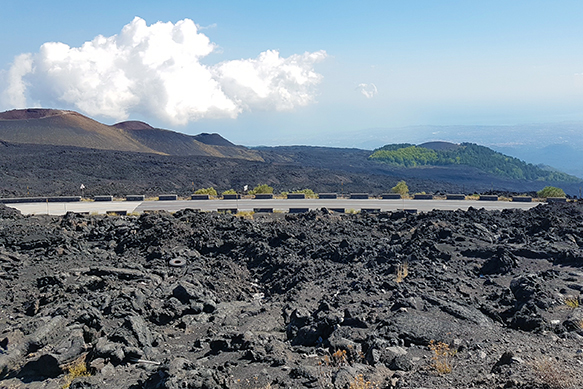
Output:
[
  {"xmin": 357, "ymin": 83, "xmax": 378, "ymax": 99},
  {"xmin": 1, "ymin": 17, "xmax": 326, "ymax": 125},
  {"xmin": 3, "ymin": 54, "xmax": 33, "ymax": 108},
  {"xmin": 214, "ymin": 50, "xmax": 326, "ymax": 112}
]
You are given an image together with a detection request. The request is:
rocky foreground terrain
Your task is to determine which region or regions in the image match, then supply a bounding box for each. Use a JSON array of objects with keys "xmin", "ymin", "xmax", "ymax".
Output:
[{"xmin": 2, "ymin": 203, "xmax": 583, "ymax": 388}]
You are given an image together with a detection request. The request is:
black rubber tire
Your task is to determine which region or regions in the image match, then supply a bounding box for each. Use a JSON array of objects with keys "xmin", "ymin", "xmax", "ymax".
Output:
[{"xmin": 169, "ymin": 258, "xmax": 187, "ymax": 267}]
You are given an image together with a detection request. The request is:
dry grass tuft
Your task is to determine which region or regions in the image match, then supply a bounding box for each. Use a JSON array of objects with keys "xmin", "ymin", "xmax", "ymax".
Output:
[
  {"xmin": 396, "ymin": 262, "xmax": 409, "ymax": 283},
  {"xmin": 564, "ymin": 296, "xmax": 580, "ymax": 309},
  {"xmin": 61, "ymin": 358, "xmax": 90, "ymax": 389},
  {"xmin": 349, "ymin": 374, "xmax": 378, "ymax": 389},
  {"xmin": 236, "ymin": 211, "xmax": 255, "ymax": 220},
  {"xmin": 533, "ymin": 358, "xmax": 578, "ymax": 389},
  {"xmin": 428, "ymin": 340, "xmax": 456, "ymax": 374},
  {"xmin": 321, "ymin": 349, "xmax": 348, "ymax": 367},
  {"xmin": 331, "ymin": 349, "xmax": 348, "ymax": 366}
]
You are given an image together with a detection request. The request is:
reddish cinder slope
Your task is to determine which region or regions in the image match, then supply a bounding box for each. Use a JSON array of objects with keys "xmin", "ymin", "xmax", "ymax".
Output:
[
  {"xmin": 0, "ymin": 109, "xmax": 262, "ymax": 161},
  {"xmin": 0, "ymin": 109, "xmax": 160, "ymax": 153}
]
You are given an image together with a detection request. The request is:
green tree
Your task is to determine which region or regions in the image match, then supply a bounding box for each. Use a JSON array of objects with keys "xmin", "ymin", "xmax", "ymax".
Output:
[
  {"xmin": 194, "ymin": 187, "xmax": 217, "ymax": 196},
  {"xmin": 391, "ymin": 181, "xmax": 409, "ymax": 196},
  {"xmin": 250, "ymin": 184, "xmax": 273, "ymax": 194},
  {"xmin": 292, "ymin": 189, "xmax": 317, "ymax": 198},
  {"xmin": 537, "ymin": 186, "xmax": 565, "ymax": 198}
]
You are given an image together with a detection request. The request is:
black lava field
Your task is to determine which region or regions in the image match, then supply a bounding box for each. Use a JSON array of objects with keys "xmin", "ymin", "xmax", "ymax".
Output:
[{"xmin": 2, "ymin": 203, "xmax": 583, "ymax": 388}]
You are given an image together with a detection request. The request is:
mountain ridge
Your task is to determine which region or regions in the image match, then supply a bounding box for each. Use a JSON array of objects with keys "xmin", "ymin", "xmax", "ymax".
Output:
[{"xmin": 0, "ymin": 109, "xmax": 262, "ymax": 161}]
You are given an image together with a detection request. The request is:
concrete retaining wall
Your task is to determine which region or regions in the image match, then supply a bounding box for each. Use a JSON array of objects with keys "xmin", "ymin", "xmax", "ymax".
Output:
[
  {"xmin": 217, "ymin": 208, "xmax": 238, "ymax": 213},
  {"xmin": 446, "ymin": 194, "xmax": 466, "ymax": 200},
  {"xmin": 547, "ymin": 197, "xmax": 567, "ymax": 203},
  {"xmin": 158, "ymin": 194, "xmax": 178, "ymax": 201},
  {"xmin": 479, "ymin": 195, "xmax": 498, "ymax": 201},
  {"xmin": 318, "ymin": 193, "xmax": 338, "ymax": 199},
  {"xmin": 126, "ymin": 195, "xmax": 145, "ymax": 201},
  {"xmin": 287, "ymin": 193, "xmax": 306, "ymax": 199},
  {"xmin": 350, "ymin": 193, "xmax": 369, "ymax": 199},
  {"xmin": 512, "ymin": 196, "xmax": 532, "ymax": 202},
  {"xmin": 254, "ymin": 194, "xmax": 274, "ymax": 199},
  {"xmin": 0, "ymin": 197, "xmax": 47, "ymax": 204},
  {"xmin": 289, "ymin": 208, "xmax": 309, "ymax": 213},
  {"xmin": 47, "ymin": 196, "xmax": 81, "ymax": 202},
  {"xmin": 222, "ymin": 194, "xmax": 241, "ymax": 200},
  {"xmin": 191, "ymin": 194, "xmax": 210, "ymax": 200},
  {"xmin": 414, "ymin": 194, "xmax": 433, "ymax": 200},
  {"xmin": 106, "ymin": 210, "xmax": 127, "ymax": 216},
  {"xmin": 382, "ymin": 193, "xmax": 401, "ymax": 199},
  {"xmin": 253, "ymin": 208, "xmax": 273, "ymax": 213},
  {"xmin": 94, "ymin": 196, "xmax": 113, "ymax": 202}
]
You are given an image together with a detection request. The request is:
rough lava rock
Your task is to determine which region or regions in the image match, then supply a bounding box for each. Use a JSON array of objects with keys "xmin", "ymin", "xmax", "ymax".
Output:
[{"xmin": 0, "ymin": 203, "xmax": 583, "ymax": 388}]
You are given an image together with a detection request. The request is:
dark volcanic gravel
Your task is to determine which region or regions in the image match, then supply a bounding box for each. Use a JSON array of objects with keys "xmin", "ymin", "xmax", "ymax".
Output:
[{"xmin": 2, "ymin": 203, "xmax": 583, "ymax": 388}]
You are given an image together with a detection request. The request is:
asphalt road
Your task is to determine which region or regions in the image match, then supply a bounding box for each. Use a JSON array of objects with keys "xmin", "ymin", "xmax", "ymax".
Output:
[{"xmin": 7, "ymin": 198, "xmax": 540, "ymax": 216}]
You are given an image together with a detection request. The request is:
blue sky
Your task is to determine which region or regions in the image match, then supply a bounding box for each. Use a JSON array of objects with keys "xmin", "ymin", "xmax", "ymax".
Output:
[{"xmin": 1, "ymin": 0, "xmax": 583, "ymax": 146}]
